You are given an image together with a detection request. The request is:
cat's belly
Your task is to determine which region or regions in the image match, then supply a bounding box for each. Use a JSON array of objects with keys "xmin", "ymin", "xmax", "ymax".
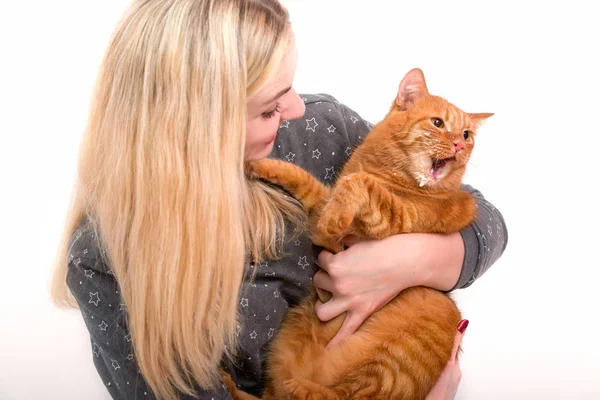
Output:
[{"xmin": 265, "ymin": 287, "xmax": 461, "ymax": 399}]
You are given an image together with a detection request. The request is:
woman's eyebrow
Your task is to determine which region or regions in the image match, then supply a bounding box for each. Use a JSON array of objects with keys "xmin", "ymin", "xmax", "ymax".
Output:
[{"xmin": 261, "ymin": 86, "xmax": 291, "ymax": 106}]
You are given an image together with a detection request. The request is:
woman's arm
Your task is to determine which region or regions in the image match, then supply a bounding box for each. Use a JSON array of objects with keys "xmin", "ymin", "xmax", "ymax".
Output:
[
  {"xmin": 352, "ymin": 184, "xmax": 509, "ymax": 294},
  {"xmin": 454, "ymin": 184, "xmax": 508, "ymax": 290}
]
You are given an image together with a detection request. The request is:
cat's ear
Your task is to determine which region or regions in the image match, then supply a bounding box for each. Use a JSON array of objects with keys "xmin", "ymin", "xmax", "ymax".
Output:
[
  {"xmin": 395, "ymin": 68, "xmax": 429, "ymax": 110},
  {"xmin": 468, "ymin": 113, "xmax": 494, "ymax": 127}
]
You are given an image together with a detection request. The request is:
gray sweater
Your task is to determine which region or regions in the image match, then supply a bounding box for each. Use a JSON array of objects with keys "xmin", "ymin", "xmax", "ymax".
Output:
[{"xmin": 67, "ymin": 94, "xmax": 508, "ymax": 399}]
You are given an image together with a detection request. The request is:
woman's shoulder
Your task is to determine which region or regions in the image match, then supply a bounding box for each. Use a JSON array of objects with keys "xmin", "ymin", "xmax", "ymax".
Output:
[
  {"xmin": 270, "ymin": 94, "xmax": 373, "ymax": 184},
  {"xmin": 296, "ymin": 93, "xmax": 372, "ymax": 132}
]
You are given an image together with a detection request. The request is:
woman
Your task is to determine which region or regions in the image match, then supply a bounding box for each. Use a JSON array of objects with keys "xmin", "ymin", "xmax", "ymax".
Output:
[{"xmin": 51, "ymin": 1, "xmax": 507, "ymax": 399}]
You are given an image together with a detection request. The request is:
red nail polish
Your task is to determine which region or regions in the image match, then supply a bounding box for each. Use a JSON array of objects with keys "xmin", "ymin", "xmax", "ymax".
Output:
[{"xmin": 457, "ymin": 319, "xmax": 469, "ymax": 334}]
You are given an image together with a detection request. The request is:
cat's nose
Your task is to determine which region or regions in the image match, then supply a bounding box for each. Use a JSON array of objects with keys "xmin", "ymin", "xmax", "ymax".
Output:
[{"xmin": 453, "ymin": 141, "xmax": 465, "ymax": 153}]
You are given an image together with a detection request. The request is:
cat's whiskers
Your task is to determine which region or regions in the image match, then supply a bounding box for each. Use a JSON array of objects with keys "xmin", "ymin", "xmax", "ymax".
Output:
[
  {"xmin": 392, "ymin": 139, "xmax": 423, "ymax": 146},
  {"xmin": 389, "ymin": 152, "xmax": 431, "ymax": 166},
  {"xmin": 388, "ymin": 152, "xmax": 439, "ymax": 187},
  {"xmin": 394, "ymin": 138, "xmax": 434, "ymax": 151}
]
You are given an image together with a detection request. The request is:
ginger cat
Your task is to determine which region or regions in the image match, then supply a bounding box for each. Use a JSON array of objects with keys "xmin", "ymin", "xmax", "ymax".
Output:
[{"xmin": 223, "ymin": 68, "xmax": 493, "ymax": 400}]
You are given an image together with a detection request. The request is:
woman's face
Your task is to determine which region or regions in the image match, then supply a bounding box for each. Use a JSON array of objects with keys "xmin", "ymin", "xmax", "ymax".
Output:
[{"xmin": 245, "ymin": 41, "xmax": 305, "ymax": 161}]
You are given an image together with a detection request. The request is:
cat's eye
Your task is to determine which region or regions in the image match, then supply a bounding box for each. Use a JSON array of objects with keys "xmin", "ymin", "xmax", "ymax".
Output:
[
  {"xmin": 463, "ymin": 130, "xmax": 471, "ymax": 140},
  {"xmin": 431, "ymin": 118, "xmax": 444, "ymax": 128}
]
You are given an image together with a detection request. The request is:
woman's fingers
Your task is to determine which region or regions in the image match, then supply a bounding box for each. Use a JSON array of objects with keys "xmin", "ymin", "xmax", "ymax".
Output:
[
  {"xmin": 315, "ymin": 297, "xmax": 348, "ymax": 322},
  {"xmin": 453, "ymin": 319, "xmax": 469, "ymax": 360},
  {"xmin": 316, "ymin": 249, "xmax": 335, "ymax": 272},
  {"xmin": 327, "ymin": 312, "xmax": 366, "ymax": 349},
  {"xmin": 312, "ymin": 269, "xmax": 333, "ymax": 292},
  {"xmin": 424, "ymin": 320, "xmax": 468, "ymax": 400}
]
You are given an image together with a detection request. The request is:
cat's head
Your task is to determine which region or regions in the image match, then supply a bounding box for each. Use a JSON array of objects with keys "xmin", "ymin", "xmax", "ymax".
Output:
[{"xmin": 383, "ymin": 68, "xmax": 493, "ymax": 189}]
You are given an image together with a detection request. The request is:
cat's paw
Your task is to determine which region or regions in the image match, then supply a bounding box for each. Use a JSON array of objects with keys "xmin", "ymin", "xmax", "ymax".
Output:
[
  {"xmin": 310, "ymin": 231, "xmax": 345, "ymax": 254},
  {"xmin": 284, "ymin": 378, "xmax": 339, "ymax": 400},
  {"xmin": 317, "ymin": 207, "xmax": 355, "ymax": 239},
  {"xmin": 247, "ymin": 159, "xmax": 281, "ymax": 182},
  {"xmin": 246, "ymin": 161, "xmax": 260, "ymax": 180},
  {"xmin": 246, "ymin": 161, "xmax": 271, "ymax": 180},
  {"xmin": 218, "ymin": 369, "xmax": 238, "ymax": 394},
  {"xmin": 283, "ymin": 378, "xmax": 312, "ymax": 400}
]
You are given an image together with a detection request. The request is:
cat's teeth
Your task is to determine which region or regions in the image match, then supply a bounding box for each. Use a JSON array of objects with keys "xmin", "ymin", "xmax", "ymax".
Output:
[{"xmin": 414, "ymin": 171, "xmax": 430, "ymax": 187}]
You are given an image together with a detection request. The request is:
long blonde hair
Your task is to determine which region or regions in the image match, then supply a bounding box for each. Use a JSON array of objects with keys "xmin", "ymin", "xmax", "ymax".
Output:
[{"xmin": 50, "ymin": 0, "xmax": 304, "ymax": 398}]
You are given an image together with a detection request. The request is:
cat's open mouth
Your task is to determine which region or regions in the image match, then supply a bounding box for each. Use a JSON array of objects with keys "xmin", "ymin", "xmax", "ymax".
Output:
[{"xmin": 430, "ymin": 156, "xmax": 456, "ymax": 179}]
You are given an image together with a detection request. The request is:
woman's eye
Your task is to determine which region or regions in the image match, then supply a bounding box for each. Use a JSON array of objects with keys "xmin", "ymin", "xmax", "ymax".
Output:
[
  {"xmin": 431, "ymin": 118, "xmax": 444, "ymax": 128},
  {"xmin": 463, "ymin": 130, "xmax": 470, "ymax": 140},
  {"xmin": 262, "ymin": 104, "xmax": 281, "ymax": 119}
]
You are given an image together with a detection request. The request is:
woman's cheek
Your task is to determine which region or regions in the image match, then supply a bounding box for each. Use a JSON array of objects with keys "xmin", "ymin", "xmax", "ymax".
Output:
[{"xmin": 263, "ymin": 118, "xmax": 280, "ymax": 140}]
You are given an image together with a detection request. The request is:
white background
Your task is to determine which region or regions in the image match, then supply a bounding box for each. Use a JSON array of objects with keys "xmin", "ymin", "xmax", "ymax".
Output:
[{"xmin": 1, "ymin": 1, "xmax": 599, "ymax": 399}]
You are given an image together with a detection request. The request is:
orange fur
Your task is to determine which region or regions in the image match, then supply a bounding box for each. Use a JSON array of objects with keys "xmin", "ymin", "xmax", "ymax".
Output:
[{"xmin": 229, "ymin": 69, "xmax": 492, "ymax": 399}]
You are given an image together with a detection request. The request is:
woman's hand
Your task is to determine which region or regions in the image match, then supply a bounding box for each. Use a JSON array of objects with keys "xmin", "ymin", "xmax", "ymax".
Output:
[
  {"xmin": 426, "ymin": 320, "xmax": 469, "ymax": 400},
  {"xmin": 313, "ymin": 232, "xmax": 464, "ymax": 347}
]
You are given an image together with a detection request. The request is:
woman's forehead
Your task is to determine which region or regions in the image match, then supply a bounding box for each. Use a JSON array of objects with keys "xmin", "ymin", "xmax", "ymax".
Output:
[{"xmin": 248, "ymin": 42, "xmax": 297, "ymax": 108}]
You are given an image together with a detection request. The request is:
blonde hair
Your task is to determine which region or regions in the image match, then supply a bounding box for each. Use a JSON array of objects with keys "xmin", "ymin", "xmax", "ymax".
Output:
[{"xmin": 50, "ymin": 0, "xmax": 304, "ymax": 398}]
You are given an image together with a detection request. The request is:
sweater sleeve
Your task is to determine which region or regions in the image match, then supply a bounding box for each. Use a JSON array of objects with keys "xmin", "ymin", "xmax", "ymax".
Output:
[
  {"xmin": 66, "ymin": 222, "xmax": 233, "ymax": 400},
  {"xmin": 453, "ymin": 184, "xmax": 508, "ymax": 289},
  {"xmin": 325, "ymin": 97, "xmax": 508, "ymax": 291}
]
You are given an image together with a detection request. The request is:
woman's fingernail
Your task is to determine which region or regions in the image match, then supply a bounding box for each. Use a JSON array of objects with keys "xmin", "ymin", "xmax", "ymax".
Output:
[{"xmin": 457, "ymin": 319, "xmax": 469, "ymax": 334}]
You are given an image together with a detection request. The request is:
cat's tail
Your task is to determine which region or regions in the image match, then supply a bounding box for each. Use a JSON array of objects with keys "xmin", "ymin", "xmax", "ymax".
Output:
[{"xmin": 248, "ymin": 159, "xmax": 329, "ymax": 214}]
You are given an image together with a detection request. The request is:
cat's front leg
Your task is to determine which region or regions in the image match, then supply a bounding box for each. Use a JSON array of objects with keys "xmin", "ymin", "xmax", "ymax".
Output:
[
  {"xmin": 247, "ymin": 159, "xmax": 288, "ymax": 182},
  {"xmin": 452, "ymin": 189, "xmax": 477, "ymax": 229},
  {"xmin": 319, "ymin": 173, "xmax": 406, "ymax": 241},
  {"xmin": 354, "ymin": 177, "xmax": 406, "ymax": 239},
  {"xmin": 406, "ymin": 190, "xmax": 476, "ymax": 233},
  {"xmin": 283, "ymin": 378, "xmax": 341, "ymax": 400},
  {"xmin": 315, "ymin": 173, "xmax": 373, "ymax": 247},
  {"xmin": 247, "ymin": 159, "xmax": 329, "ymax": 214}
]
